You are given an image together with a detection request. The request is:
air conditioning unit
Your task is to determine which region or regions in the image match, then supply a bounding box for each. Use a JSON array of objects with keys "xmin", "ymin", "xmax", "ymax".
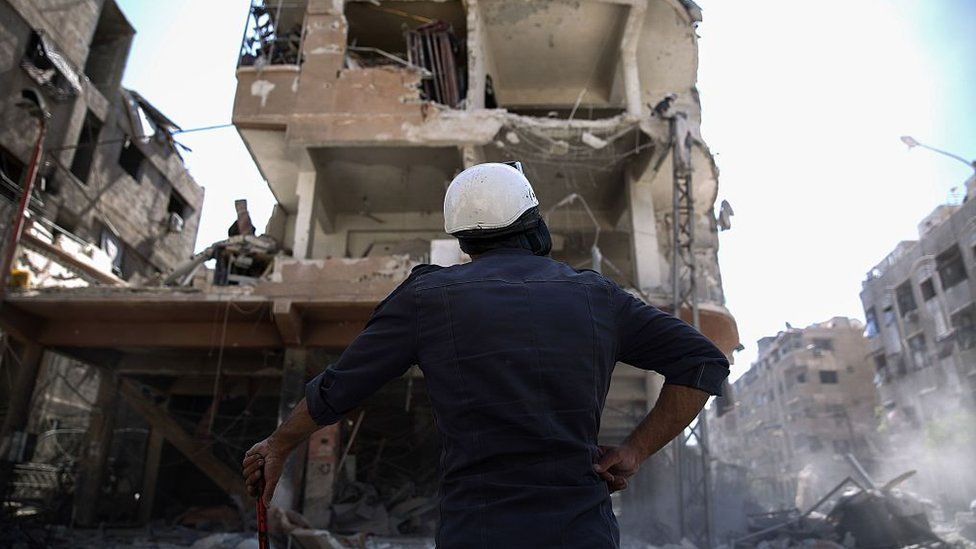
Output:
[{"xmin": 167, "ymin": 212, "xmax": 184, "ymax": 233}]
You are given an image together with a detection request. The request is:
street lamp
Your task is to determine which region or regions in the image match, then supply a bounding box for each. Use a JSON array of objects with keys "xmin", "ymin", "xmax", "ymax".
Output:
[
  {"xmin": 900, "ymin": 135, "xmax": 976, "ymax": 171},
  {"xmin": 0, "ymin": 89, "xmax": 50, "ymax": 300}
]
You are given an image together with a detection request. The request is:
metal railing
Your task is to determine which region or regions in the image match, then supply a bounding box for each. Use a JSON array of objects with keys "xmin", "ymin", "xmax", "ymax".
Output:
[{"xmin": 238, "ymin": 0, "xmax": 307, "ymax": 68}]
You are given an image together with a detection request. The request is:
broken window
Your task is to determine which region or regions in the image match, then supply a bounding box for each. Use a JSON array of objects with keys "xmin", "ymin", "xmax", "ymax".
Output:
[
  {"xmin": 84, "ymin": 0, "xmax": 134, "ymax": 95},
  {"xmin": 818, "ymin": 370, "xmax": 839, "ymax": 384},
  {"xmin": 0, "ymin": 146, "xmax": 26, "ymax": 203},
  {"xmin": 118, "ymin": 137, "xmax": 145, "ymax": 181},
  {"xmin": 936, "ymin": 245, "xmax": 968, "ymax": 290},
  {"xmin": 895, "ymin": 280, "xmax": 917, "ymax": 316},
  {"xmin": 100, "ymin": 226, "xmax": 123, "ymax": 276},
  {"xmin": 69, "ymin": 111, "xmax": 102, "ymax": 184},
  {"xmin": 920, "ymin": 278, "xmax": 936, "ymax": 301},
  {"xmin": 908, "ymin": 333, "xmax": 928, "ymax": 370},
  {"xmin": 167, "ymin": 190, "xmax": 189, "ymax": 233},
  {"xmin": 345, "ymin": 1, "xmax": 468, "ymax": 108},
  {"xmin": 239, "ymin": 1, "xmax": 306, "ymax": 66},
  {"xmin": 21, "ymin": 31, "xmax": 81, "ymax": 102},
  {"xmin": 951, "ymin": 305, "xmax": 976, "ymax": 350}
]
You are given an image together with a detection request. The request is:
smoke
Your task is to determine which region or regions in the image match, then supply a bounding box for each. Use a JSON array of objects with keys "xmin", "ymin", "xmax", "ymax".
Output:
[{"xmin": 871, "ymin": 405, "xmax": 976, "ymax": 518}]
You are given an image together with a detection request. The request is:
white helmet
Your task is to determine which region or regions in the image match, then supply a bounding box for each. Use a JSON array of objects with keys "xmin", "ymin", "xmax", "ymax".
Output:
[{"xmin": 443, "ymin": 162, "xmax": 539, "ymax": 234}]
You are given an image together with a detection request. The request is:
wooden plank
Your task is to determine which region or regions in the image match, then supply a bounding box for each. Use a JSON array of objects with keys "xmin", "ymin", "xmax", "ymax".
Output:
[
  {"xmin": 0, "ymin": 342, "xmax": 44, "ymax": 457},
  {"xmin": 0, "ymin": 302, "xmax": 43, "ymax": 344},
  {"xmin": 138, "ymin": 427, "xmax": 165, "ymax": 522},
  {"xmin": 20, "ymin": 231, "xmax": 124, "ymax": 285},
  {"xmin": 304, "ymin": 321, "xmax": 364, "ymax": 349},
  {"xmin": 117, "ymin": 353, "xmax": 280, "ymax": 377},
  {"xmin": 119, "ymin": 379, "xmax": 249, "ymax": 502},
  {"xmin": 74, "ymin": 368, "xmax": 119, "ymax": 525},
  {"xmin": 38, "ymin": 321, "xmax": 282, "ymax": 348}
]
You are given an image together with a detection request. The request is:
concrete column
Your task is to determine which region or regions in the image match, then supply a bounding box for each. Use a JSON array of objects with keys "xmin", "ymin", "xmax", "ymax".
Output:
[
  {"xmin": 272, "ymin": 348, "xmax": 310, "ymax": 511},
  {"xmin": 464, "ymin": 0, "xmax": 486, "ymax": 110},
  {"xmin": 74, "ymin": 367, "xmax": 120, "ymax": 526},
  {"xmin": 460, "ymin": 145, "xmax": 485, "ymax": 168},
  {"xmin": 626, "ymin": 166, "xmax": 663, "ymax": 293},
  {"xmin": 303, "ymin": 423, "xmax": 340, "ymax": 527},
  {"xmin": 620, "ymin": 1, "xmax": 647, "ymax": 117},
  {"xmin": 293, "ymin": 171, "xmax": 318, "ymax": 259}
]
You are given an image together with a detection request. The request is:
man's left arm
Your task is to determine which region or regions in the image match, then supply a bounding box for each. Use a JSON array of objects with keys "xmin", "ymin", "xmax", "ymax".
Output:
[
  {"xmin": 243, "ymin": 281, "xmax": 419, "ymax": 503},
  {"xmin": 594, "ymin": 286, "xmax": 730, "ymax": 491}
]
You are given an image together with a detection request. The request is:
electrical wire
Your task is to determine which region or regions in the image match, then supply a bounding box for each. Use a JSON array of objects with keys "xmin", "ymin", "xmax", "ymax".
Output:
[{"xmin": 44, "ymin": 123, "xmax": 235, "ymax": 153}]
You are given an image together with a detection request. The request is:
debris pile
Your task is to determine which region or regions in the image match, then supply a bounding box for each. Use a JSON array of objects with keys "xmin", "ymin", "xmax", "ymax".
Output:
[{"xmin": 730, "ymin": 457, "xmax": 976, "ymax": 548}]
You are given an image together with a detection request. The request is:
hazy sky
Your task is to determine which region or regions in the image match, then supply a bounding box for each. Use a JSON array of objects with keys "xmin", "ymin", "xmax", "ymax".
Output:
[{"xmin": 115, "ymin": 1, "xmax": 975, "ymax": 377}]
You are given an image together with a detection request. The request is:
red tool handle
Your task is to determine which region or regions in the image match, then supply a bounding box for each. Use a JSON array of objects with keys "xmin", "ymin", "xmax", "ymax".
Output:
[{"xmin": 256, "ymin": 467, "xmax": 269, "ymax": 549}]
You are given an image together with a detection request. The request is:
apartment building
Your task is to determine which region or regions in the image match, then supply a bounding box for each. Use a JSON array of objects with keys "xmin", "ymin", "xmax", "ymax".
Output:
[
  {"xmin": 708, "ymin": 318, "xmax": 876, "ymax": 510},
  {"xmin": 859, "ymin": 185, "xmax": 976, "ymax": 511},
  {"xmin": 0, "ymin": 0, "xmax": 203, "ymax": 285}
]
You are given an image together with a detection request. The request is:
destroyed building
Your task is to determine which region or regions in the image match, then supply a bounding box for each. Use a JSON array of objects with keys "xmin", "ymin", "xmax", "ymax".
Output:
[
  {"xmin": 859, "ymin": 181, "xmax": 976, "ymax": 513},
  {"xmin": 0, "ymin": 0, "xmax": 204, "ymax": 528},
  {"xmin": 707, "ymin": 318, "xmax": 877, "ymax": 511},
  {"xmin": 0, "ymin": 0, "xmax": 204, "ymax": 285},
  {"xmin": 0, "ymin": 0, "xmax": 738, "ymax": 543}
]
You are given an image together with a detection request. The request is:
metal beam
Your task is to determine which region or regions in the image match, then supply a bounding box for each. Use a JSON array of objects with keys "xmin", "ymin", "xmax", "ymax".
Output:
[{"xmin": 119, "ymin": 379, "xmax": 249, "ymax": 502}]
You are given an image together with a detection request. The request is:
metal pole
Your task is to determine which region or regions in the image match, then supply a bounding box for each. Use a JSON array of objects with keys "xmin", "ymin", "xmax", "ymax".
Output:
[{"xmin": 0, "ymin": 118, "xmax": 47, "ymax": 301}]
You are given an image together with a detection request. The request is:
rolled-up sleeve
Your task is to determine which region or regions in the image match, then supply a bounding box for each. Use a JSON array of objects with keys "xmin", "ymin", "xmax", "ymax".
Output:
[
  {"xmin": 305, "ymin": 279, "xmax": 418, "ymax": 425},
  {"xmin": 613, "ymin": 285, "xmax": 730, "ymax": 395}
]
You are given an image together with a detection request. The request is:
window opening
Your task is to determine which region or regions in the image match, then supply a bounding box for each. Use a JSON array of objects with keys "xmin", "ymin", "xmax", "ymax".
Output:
[
  {"xmin": 100, "ymin": 226, "xmax": 123, "ymax": 275},
  {"xmin": 0, "ymin": 146, "xmax": 26, "ymax": 203},
  {"xmin": 908, "ymin": 334, "xmax": 928, "ymax": 370},
  {"xmin": 818, "ymin": 370, "xmax": 839, "ymax": 384},
  {"xmin": 70, "ymin": 111, "xmax": 102, "ymax": 183},
  {"xmin": 951, "ymin": 305, "xmax": 976, "ymax": 350},
  {"xmin": 895, "ymin": 280, "xmax": 917, "ymax": 315},
  {"xmin": 167, "ymin": 190, "xmax": 189, "ymax": 233},
  {"xmin": 920, "ymin": 278, "xmax": 936, "ymax": 301},
  {"xmin": 936, "ymin": 245, "xmax": 967, "ymax": 289},
  {"xmin": 118, "ymin": 137, "xmax": 145, "ymax": 181}
]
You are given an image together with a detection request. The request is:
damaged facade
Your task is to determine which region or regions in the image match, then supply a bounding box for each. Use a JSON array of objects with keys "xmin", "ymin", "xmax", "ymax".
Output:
[
  {"xmin": 859, "ymin": 182, "xmax": 976, "ymax": 513},
  {"xmin": 1, "ymin": 0, "xmax": 738, "ymax": 544},
  {"xmin": 706, "ymin": 318, "xmax": 877, "ymax": 512},
  {"xmin": 232, "ymin": 0, "xmax": 737, "ymax": 540},
  {"xmin": 0, "ymin": 0, "xmax": 204, "ymax": 286}
]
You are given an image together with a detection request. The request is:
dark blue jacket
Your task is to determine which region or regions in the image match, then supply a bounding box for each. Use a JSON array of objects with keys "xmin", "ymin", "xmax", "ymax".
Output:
[{"xmin": 306, "ymin": 248, "xmax": 730, "ymax": 548}]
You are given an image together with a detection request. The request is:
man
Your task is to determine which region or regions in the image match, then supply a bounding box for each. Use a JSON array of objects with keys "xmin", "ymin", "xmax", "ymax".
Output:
[{"xmin": 243, "ymin": 162, "xmax": 730, "ymax": 547}]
